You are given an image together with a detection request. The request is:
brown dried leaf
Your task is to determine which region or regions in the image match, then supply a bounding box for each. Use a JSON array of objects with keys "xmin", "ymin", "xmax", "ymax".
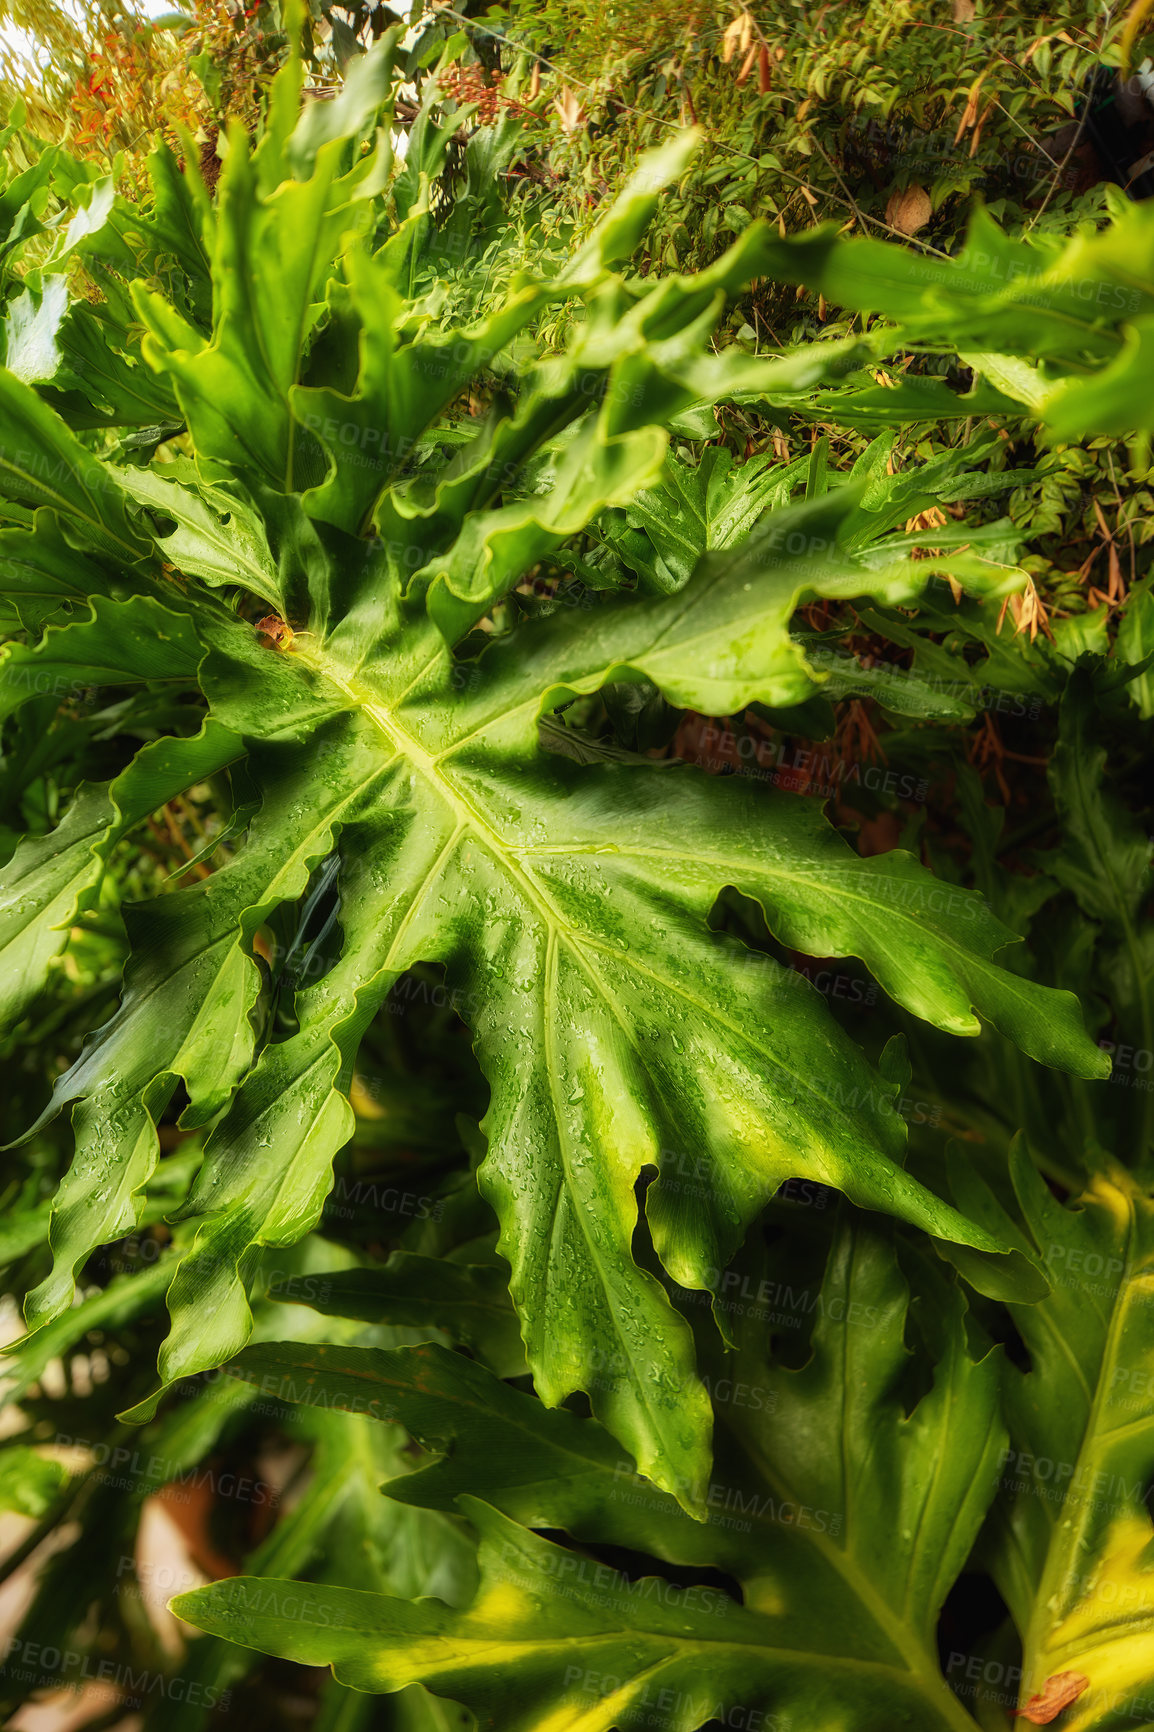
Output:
[
  {"xmin": 553, "ymin": 85, "xmax": 586, "ymax": 132},
  {"xmin": 758, "ymin": 43, "xmax": 771, "ymax": 93},
  {"xmin": 885, "ymin": 183, "xmax": 932, "ymax": 235},
  {"xmin": 954, "ymin": 71, "xmax": 986, "ymax": 142},
  {"xmin": 736, "ymin": 41, "xmax": 758, "ymax": 83},
  {"xmin": 952, "ymin": 0, "xmax": 976, "ymax": 18},
  {"xmin": 970, "ymin": 96, "xmax": 997, "ymax": 154},
  {"xmin": 721, "ymin": 16, "xmax": 744, "ymax": 63},
  {"xmin": 1009, "ymin": 575, "xmax": 1054, "ymax": 643},
  {"xmin": 1012, "ymin": 1673, "xmax": 1090, "ymax": 1725},
  {"xmin": 904, "ymin": 507, "xmax": 949, "ymax": 534}
]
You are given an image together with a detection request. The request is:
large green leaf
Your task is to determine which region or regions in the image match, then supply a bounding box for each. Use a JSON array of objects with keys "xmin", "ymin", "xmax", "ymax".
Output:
[
  {"xmin": 275, "ymin": 1254, "xmax": 528, "ymax": 1375},
  {"xmin": 0, "ymin": 592, "xmax": 204, "ymax": 722},
  {"xmin": 954, "ymin": 1144, "xmax": 1154, "ymax": 1727},
  {"xmin": 116, "ymin": 461, "xmax": 285, "ymax": 612},
  {"xmin": 178, "ymin": 1215, "xmax": 1005, "ymax": 1730},
  {"xmin": 1040, "ymin": 675, "xmax": 1154, "ymax": 1163},
  {"xmin": 130, "ymin": 51, "xmax": 396, "ymax": 492},
  {"xmin": 81, "ymin": 483, "xmax": 1102, "ymax": 1502},
  {"xmin": 749, "ymin": 202, "xmax": 1154, "ymax": 438},
  {"xmin": 610, "ymin": 431, "xmax": 1027, "ymax": 600},
  {"xmin": 224, "ymin": 1335, "xmax": 735, "ymax": 1572},
  {"xmin": 0, "ymin": 69, "xmax": 1106, "ymax": 1510},
  {"xmin": 0, "ymin": 369, "xmax": 147, "ymax": 556},
  {"xmin": 0, "ymin": 719, "xmax": 241, "ymax": 1034}
]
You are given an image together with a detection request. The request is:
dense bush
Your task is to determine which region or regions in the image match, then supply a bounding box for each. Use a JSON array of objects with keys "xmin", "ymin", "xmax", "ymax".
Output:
[{"xmin": 0, "ymin": 8, "xmax": 1152, "ymax": 1732}]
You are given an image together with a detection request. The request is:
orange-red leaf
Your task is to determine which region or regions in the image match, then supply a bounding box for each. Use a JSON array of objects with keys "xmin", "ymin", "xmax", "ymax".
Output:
[{"xmin": 1013, "ymin": 1673, "xmax": 1090, "ymax": 1725}]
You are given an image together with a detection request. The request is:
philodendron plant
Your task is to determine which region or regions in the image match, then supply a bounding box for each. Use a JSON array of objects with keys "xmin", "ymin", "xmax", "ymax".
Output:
[
  {"xmin": 1, "ymin": 30, "xmax": 1141, "ymax": 1732},
  {"xmin": 0, "ymin": 39, "xmax": 1102, "ymax": 1482}
]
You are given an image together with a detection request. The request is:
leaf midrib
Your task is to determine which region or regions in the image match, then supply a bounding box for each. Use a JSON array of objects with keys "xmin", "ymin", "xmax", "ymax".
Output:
[
  {"xmin": 725, "ymin": 1419, "xmax": 977, "ymax": 1730},
  {"xmin": 313, "ymin": 662, "xmax": 710, "ymax": 1483},
  {"xmin": 1023, "ymin": 1189, "xmax": 1146, "ymax": 1675},
  {"xmin": 320, "ymin": 660, "xmax": 889, "ymax": 1154}
]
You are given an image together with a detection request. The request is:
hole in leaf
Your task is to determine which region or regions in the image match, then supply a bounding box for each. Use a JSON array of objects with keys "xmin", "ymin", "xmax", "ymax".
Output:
[
  {"xmin": 532, "ymin": 1530, "xmax": 744, "ymax": 1607},
  {"xmin": 936, "ymin": 1573, "xmax": 1017, "ymax": 1708},
  {"xmin": 982, "ymin": 1305, "xmax": 1032, "ymax": 1375}
]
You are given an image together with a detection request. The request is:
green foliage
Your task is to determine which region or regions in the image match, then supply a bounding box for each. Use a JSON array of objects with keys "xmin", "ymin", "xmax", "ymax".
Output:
[
  {"xmin": 0, "ymin": 45, "xmax": 1106, "ymax": 1505},
  {"xmin": 440, "ymin": 0, "xmax": 1154, "ymax": 658},
  {"xmin": 485, "ymin": 0, "xmax": 1117, "ymax": 255},
  {"xmin": 1, "ymin": 19, "xmax": 1153, "ymax": 1732},
  {"xmin": 744, "ymin": 198, "xmax": 1154, "ymax": 440},
  {"xmin": 178, "ymin": 1227, "xmax": 1008, "ymax": 1732}
]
